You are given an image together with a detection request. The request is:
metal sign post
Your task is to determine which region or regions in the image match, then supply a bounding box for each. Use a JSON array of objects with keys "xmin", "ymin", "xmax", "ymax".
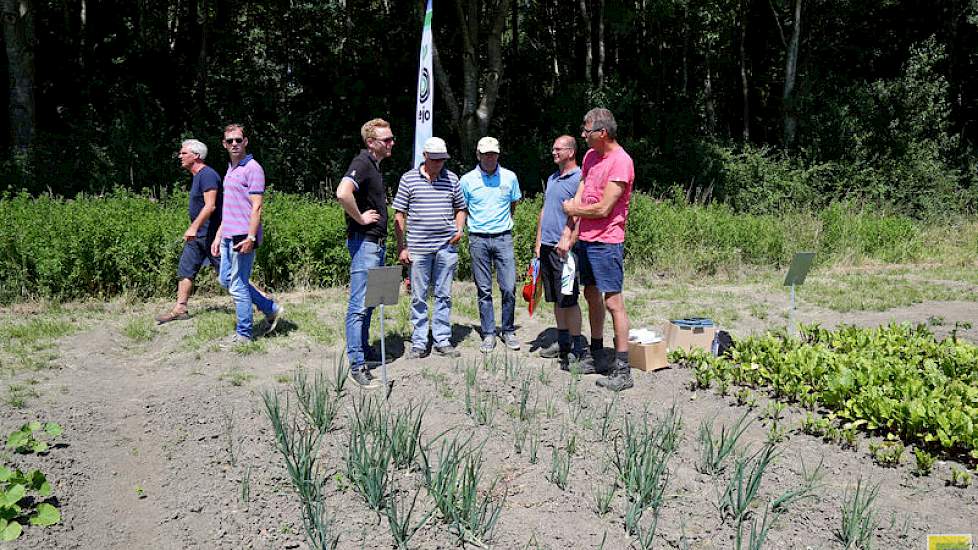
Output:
[
  {"xmin": 365, "ymin": 266, "xmax": 403, "ymax": 396},
  {"xmin": 783, "ymin": 252, "xmax": 815, "ymax": 334}
]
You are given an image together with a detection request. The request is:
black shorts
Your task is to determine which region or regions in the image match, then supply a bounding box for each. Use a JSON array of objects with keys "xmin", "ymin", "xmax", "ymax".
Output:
[
  {"xmin": 540, "ymin": 244, "xmax": 580, "ymax": 308},
  {"xmin": 177, "ymin": 238, "xmax": 220, "ymax": 279}
]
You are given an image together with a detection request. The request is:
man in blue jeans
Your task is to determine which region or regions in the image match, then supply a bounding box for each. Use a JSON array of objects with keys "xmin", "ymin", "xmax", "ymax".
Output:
[
  {"xmin": 460, "ymin": 136, "xmax": 522, "ymax": 353},
  {"xmin": 209, "ymin": 123, "xmax": 283, "ymax": 347},
  {"xmin": 336, "ymin": 119, "xmax": 396, "ymax": 388},
  {"xmin": 393, "ymin": 137, "xmax": 466, "ymax": 359}
]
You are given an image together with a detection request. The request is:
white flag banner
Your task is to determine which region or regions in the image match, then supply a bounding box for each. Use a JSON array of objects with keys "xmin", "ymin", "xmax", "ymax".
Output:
[{"xmin": 413, "ymin": 0, "xmax": 433, "ymax": 168}]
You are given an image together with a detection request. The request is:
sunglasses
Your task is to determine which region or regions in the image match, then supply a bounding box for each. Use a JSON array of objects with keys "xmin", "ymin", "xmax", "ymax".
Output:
[
  {"xmin": 224, "ymin": 137, "xmax": 244, "ymax": 144},
  {"xmin": 381, "ymin": 137, "xmax": 395, "ymax": 144}
]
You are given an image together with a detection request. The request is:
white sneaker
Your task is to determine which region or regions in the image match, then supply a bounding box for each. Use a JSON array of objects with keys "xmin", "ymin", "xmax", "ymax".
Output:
[
  {"xmin": 480, "ymin": 335, "xmax": 496, "ymax": 353},
  {"xmin": 503, "ymin": 332, "xmax": 521, "ymax": 351}
]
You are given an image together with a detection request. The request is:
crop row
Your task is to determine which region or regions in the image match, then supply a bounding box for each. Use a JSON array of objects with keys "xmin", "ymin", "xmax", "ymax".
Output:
[{"xmin": 674, "ymin": 323, "xmax": 978, "ymax": 462}]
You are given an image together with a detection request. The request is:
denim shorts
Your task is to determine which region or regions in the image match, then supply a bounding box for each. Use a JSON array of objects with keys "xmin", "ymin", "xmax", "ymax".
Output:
[
  {"xmin": 177, "ymin": 239, "xmax": 220, "ymax": 279},
  {"xmin": 577, "ymin": 241, "xmax": 624, "ymax": 293}
]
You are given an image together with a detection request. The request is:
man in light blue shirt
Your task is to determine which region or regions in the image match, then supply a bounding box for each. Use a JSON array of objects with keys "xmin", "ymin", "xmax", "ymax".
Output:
[{"xmin": 460, "ymin": 136, "xmax": 522, "ymax": 352}]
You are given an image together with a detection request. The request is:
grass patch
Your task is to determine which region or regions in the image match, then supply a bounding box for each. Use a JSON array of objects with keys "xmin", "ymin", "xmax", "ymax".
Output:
[
  {"xmin": 121, "ymin": 317, "xmax": 156, "ymax": 342},
  {"xmin": 6, "ymin": 383, "xmax": 39, "ymax": 408},
  {"xmin": 802, "ymin": 273, "xmax": 969, "ymax": 312},
  {"xmin": 183, "ymin": 310, "xmax": 233, "ymax": 350},
  {"xmin": 219, "ymin": 366, "xmax": 256, "ymax": 386},
  {"xmin": 287, "ymin": 304, "xmax": 340, "ymax": 346},
  {"xmin": 0, "ymin": 316, "xmax": 77, "ymax": 372}
]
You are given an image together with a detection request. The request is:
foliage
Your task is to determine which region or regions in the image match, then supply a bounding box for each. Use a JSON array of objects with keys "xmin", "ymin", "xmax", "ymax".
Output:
[
  {"xmin": 0, "ymin": 464, "xmax": 61, "ymax": 541},
  {"xmin": 6, "ymin": 421, "xmax": 61, "ymax": 454},
  {"xmin": 5, "ymin": 190, "xmax": 972, "ymax": 302},
  {"xmin": 674, "ymin": 323, "xmax": 978, "ymax": 463}
]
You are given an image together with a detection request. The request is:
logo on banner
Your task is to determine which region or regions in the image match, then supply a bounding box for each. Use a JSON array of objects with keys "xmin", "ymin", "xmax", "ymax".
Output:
[{"xmin": 418, "ymin": 68, "xmax": 431, "ymax": 122}]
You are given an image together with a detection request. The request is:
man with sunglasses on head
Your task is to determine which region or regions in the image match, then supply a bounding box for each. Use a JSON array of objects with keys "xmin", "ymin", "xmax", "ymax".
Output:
[
  {"xmin": 562, "ymin": 108, "xmax": 635, "ymax": 391},
  {"xmin": 209, "ymin": 123, "xmax": 284, "ymax": 347},
  {"xmin": 155, "ymin": 138, "xmax": 223, "ymax": 324},
  {"xmin": 533, "ymin": 135, "xmax": 587, "ymax": 365},
  {"xmin": 336, "ymin": 118, "xmax": 395, "ymax": 389}
]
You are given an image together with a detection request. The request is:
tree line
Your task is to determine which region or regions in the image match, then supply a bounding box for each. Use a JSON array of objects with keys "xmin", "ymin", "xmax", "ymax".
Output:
[{"xmin": 1, "ymin": 0, "xmax": 976, "ymax": 217}]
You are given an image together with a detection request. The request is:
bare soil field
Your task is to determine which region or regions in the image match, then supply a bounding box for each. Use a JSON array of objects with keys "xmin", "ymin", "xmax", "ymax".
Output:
[{"xmin": 1, "ymin": 265, "xmax": 976, "ymax": 549}]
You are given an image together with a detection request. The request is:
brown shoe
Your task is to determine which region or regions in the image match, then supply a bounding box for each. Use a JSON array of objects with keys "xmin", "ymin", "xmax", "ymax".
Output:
[{"xmin": 155, "ymin": 310, "xmax": 190, "ymax": 324}]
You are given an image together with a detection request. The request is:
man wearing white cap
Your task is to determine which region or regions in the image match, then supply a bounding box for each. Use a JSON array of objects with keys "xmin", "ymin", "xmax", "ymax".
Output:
[
  {"xmin": 393, "ymin": 137, "xmax": 467, "ymax": 359},
  {"xmin": 459, "ymin": 136, "xmax": 523, "ymax": 353}
]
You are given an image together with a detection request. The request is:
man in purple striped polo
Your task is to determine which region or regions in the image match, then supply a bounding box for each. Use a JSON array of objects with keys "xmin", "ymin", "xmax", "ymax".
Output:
[{"xmin": 209, "ymin": 123, "xmax": 284, "ymax": 346}]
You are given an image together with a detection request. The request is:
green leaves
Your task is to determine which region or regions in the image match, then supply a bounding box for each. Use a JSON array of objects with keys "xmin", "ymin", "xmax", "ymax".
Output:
[
  {"xmin": 0, "ymin": 519, "xmax": 23, "ymax": 541},
  {"xmin": 28, "ymin": 503, "xmax": 60, "ymax": 527},
  {"xmin": 6, "ymin": 421, "xmax": 61, "ymax": 454},
  {"xmin": 677, "ymin": 322, "xmax": 978, "ymax": 461}
]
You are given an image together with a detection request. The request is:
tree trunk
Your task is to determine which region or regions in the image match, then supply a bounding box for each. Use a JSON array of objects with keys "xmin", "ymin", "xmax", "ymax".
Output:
[
  {"xmin": 2, "ymin": 0, "xmax": 35, "ymax": 151},
  {"xmin": 739, "ymin": 0, "xmax": 750, "ymax": 142},
  {"xmin": 578, "ymin": 0, "xmax": 591, "ymax": 83},
  {"xmin": 703, "ymin": 52, "xmax": 716, "ymax": 136},
  {"xmin": 783, "ymin": 0, "xmax": 802, "ymax": 146},
  {"xmin": 442, "ymin": 0, "xmax": 512, "ymax": 155},
  {"xmin": 595, "ymin": 0, "xmax": 604, "ymax": 87}
]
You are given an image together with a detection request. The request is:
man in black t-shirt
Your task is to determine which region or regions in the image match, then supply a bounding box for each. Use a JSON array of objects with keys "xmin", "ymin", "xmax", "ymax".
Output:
[
  {"xmin": 336, "ymin": 118, "xmax": 395, "ymax": 388},
  {"xmin": 156, "ymin": 138, "xmax": 223, "ymax": 324}
]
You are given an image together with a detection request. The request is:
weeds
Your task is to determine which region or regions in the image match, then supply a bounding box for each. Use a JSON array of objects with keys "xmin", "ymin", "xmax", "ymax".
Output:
[{"xmin": 122, "ymin": 317, "xmax": 156, "ymax": 342}]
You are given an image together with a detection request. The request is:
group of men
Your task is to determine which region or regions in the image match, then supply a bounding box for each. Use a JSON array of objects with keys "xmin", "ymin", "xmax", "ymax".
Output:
[
  {"xmin": 155, "ymin": 108, "xmax": 635, "ymax": 393},
  {"xmin": 341, "ymin": 108, "xmax": 635, "ymax": 392},
  {"xmin": 155, "ymin": 124, "xmax": 284, "ymax": 346}
]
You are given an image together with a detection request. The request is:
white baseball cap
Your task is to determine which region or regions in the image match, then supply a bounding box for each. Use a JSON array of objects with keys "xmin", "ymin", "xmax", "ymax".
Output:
[
  {"xmin": 423, "ymin": 137, "xmax": 450, "ymax": 159},
  {"xmin": 476, "ymin": 136, "xmax": 500, "ymax": 154}
]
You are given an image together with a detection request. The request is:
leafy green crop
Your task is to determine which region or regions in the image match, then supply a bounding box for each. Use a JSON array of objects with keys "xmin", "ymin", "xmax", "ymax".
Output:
[
  {"xmin": 673, "ymin": 323, "xmax": 978, "ymax": 463},
  {"xmin": 0, "ymin": 465, "xmax": 61, "ymax": 541},
  {"xmin": 6, "ymin": 421, "xmax": 61, "ymax": 454}
]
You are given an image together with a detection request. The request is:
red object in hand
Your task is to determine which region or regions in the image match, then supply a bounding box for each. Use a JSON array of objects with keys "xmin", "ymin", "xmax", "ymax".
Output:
[{"xmin": 521, "ymin": 258, "xmax": 542, "ymax": 316}]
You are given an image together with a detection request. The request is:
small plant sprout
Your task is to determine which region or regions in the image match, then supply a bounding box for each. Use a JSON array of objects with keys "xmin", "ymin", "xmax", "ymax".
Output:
[
  {"xmin": 719, "ymin": 443, "xmax": 778, "ymax": 523},
  {"xmin": 548, "ymin": 446, "xmax": 571, "ymax": 490},
  {"xmin": 912, "ymin": 448, "xmax": 936, "ymax": 476},
  {"xmin": 591, "ymin": 480, "xmax": 616, "ymax": 516},
  {"xmin": 868, "ymin": 440, "xmax": 904, "ymax": 468},
  {"xmin": 6, "ymin": 421, "xmax": 62, "ymax": 454},
  {"xmin": 771, "ymin": 455, "xmax": 825, "ymax": 512},
  {"xmin": 949, "ymin": 466, "xmax": 972, "ymax": 488}
]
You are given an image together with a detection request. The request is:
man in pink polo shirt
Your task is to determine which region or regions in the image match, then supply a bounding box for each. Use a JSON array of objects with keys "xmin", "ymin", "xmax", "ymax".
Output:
[
  {"xmin": 209, "ymin": 123, "xmax": 283, "ymax": 346},
  {"xmin": 561, "ymin": 108, "xmax": 635, "ymax": 391}
]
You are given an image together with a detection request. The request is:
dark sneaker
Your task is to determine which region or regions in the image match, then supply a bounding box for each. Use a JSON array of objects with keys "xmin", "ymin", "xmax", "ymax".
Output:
[
  {"xmin": 434, "ymin": 344, "xmax": 461, "ymax": 358},
  {"xmin": 596, "ymin": 360, "xmax": 634, "ymax": 391},
  {"xmin": 503, "ymin": 332, "xmax": 521, "ymax": 351},
  {"xmin": 480, "ymin": 335, "xmax": 496, "ymax": 353},
  {"xmin": 265, "ymin": 304, "xmax": 285, "ymax": 335},
  {"xmin": 155, "ymin": 310, "xmax": 190, "ymax": 324},
  {"xmin": 538, "ymin": 342, "xmax": 564, "ymax": 359},
  {"xmin": 349, "ymin": 368, "xmax": 380, "ymax": 389},
  {"xmin": 406, "ymin": 347, "xmax": 427, "ymax": 360}
]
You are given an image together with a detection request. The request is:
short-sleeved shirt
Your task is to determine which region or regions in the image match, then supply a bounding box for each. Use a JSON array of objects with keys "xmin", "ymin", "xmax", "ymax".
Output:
[
  {"xmin": 222, "ymin": 154, "xmax": 265, "ymax": 241},
  {"xmin": 539, "ymin": 167, "xmax": 581, "ymax": 246},
  {"xmin": 392, "ymin": 166, "xmax": 465, "ymax": 254},
  {"xmin": 460, "ymin": 165, "xmax": 521, "ymax": 234},
  {"xmin": 189, "ymin": 165, "xmax": 222, "ymax": 240},
  {"xmin": 578, "ymin": 146, "xmax": 634, "ymax": 244},
  {"xmin": 342, "ymin": 149, "xmax": 387, "ymax": 240}
]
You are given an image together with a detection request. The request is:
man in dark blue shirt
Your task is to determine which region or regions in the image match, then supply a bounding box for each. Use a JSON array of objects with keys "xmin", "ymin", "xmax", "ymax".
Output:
[{"xmin": 156, "ymin": 139, "xmax": 223, "ymax": 324}]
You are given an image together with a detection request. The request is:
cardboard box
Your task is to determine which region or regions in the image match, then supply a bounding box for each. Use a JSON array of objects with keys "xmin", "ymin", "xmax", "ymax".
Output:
[
  {"xmin": 665, "ymin": 321, "xmax": 718, "ymax": 352},
  {"xmin": 628, "ymin": 340, "xmax": 668, "ymax": 372}
]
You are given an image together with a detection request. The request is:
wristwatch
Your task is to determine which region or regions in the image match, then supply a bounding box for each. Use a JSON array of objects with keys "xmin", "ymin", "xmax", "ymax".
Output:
[{"xmin": 246, "ymin": 235, "xmax": 257, "ymax": 242}]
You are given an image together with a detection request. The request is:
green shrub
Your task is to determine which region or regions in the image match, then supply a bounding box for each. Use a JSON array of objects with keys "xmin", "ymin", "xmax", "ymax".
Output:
[{"xmin": 0, "ymin": 190, "xmax": 973, "ymax": 302}]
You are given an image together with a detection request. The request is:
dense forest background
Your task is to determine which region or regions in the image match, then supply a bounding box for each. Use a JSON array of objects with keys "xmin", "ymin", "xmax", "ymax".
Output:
[{"xmin": 1, "ymin": 0, "xmax": 977, "ymax": 218}]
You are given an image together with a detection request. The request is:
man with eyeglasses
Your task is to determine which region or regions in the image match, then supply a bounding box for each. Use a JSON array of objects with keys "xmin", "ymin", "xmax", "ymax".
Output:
[
  {"xmin": 393, "ymin": 137, "xmax": 466, "ymax": 360},
  {"xmin": 562, "ymin": 108, "xmax": 635, "ymax": 391},
  {"xmin": 533, "ymin": 135, "xmax": 586, "ymax": 365},
  {"xmin": 460, "ymin": 136, "xmax": 522, "ymax": 353},
  {"xmin": 155, "ymin": 139, "xmax": 223, "ymax": 324},
  {"xmin": 209, "ymin": 123, "xmax": 284, "ymax": 347},
  {"xmin": 336, "ymin": 118, "xmax": 395, "ymax": 389}
]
